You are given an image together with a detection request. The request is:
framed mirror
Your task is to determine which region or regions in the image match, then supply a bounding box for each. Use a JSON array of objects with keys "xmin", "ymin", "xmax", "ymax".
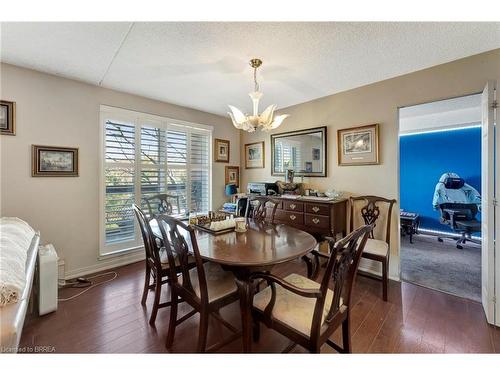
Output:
[{"xmin": 271, "ymin": 126, "xmax": 327, "ymax": 177}]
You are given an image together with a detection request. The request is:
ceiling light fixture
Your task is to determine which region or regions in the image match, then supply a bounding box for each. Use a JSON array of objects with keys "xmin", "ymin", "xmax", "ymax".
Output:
[{"xmin": 228, "ymin": 58, "xmax": 289, "ymax": 132}]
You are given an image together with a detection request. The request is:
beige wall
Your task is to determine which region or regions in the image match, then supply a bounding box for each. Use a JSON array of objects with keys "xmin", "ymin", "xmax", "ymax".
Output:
[
  {"xmin": 0, "ymin": 63, "xmax": 240, "ymax": 277},
  {"xmin": 241, "ymin": 49, "xmax": 500, "ymax": 279},
  {"xmin": 2, "ymin": 49, "xmax": 499, "ymax": 279}
]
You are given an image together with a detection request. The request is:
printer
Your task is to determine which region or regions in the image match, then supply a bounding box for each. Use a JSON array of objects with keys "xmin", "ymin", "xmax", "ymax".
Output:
[{"xmin": 247, "ymin": 182, "xmax": 279, "ymax": 196}]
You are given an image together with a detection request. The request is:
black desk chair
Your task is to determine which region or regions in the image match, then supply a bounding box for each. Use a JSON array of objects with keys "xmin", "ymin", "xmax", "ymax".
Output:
[
  {"xmin": 437, "ymin": 203, "xmax": 482, "ymax": 249},
  {"xmin": 433, "ymin": 173, "xmax": 482, "ymax": 250}
]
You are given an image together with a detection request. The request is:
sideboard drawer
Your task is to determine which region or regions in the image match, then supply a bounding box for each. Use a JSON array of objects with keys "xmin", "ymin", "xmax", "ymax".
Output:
[
  {"xmin": 304, "ymin": 214, "xmax": 330, "ymax": 229},
  {"xmin": 305, "ymin": 203, "xmax": 330, "ymax": 216},
  {"xmin": 275, "ymin": 210, "xmax": 304, "ymax": 225},
  {"xmin": 283, "ymin": 200, "xmax": 304, "ymax": 212}
]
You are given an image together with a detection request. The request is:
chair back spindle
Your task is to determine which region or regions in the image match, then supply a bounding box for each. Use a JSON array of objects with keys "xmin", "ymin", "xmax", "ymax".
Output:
[
  {"xmin": 156, "ymin": 215, "xmax": 209, "ymax": 304},
  {"xmin": 133, "ymin": 204, "xmax": 162, "ymax": 270},
  {"xmin": 350, "ymin": 196, "xmax": 396, "ymax": 244},
  {"xmin": 144, "ymin": 194, "xmax": 181, "ymax": 218},
  {"xmin": 245, "ymin": 196, "xmax": 279, "ymax": 223},
  {"xmin": 310, "ymin": 224, "xmax": 373, "ymax": 341}
]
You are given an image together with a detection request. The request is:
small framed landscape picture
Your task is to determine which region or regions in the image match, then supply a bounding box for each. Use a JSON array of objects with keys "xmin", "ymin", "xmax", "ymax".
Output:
[
  {"xmin": 225, "ymin": 165, "xmax": 240, "ymax": 187},
  {"xmin": 337, "ymin": 124, "xmax": 379, "ymax": 166},
  {"xmin": 244, "ymin": 141, "xmax": 265, "ymax": 169},
  {"xmin": 32, "ymin": 145, "xmax": 79, "ymax": 177},
  {"xmin": 1, "ymin": 100, "xmax": 16, "ymax": 136},
  {"xmin": 214, "ymin": 138, "xmax": 230, "ymax": 162}
]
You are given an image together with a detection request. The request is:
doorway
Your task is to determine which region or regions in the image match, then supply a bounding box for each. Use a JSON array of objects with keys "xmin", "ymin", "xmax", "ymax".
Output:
[{"xmin": 398, "ymin": 94, "xmax": 483, "ymax": 302}]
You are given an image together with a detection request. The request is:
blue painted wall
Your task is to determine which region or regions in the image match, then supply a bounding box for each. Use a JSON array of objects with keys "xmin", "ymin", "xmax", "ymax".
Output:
[{"xmin": 399, "ymin": 126, "xmax": 481, "ymax": 233}]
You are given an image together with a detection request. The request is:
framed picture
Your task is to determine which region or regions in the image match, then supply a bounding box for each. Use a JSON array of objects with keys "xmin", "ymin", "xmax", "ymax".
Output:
[
  {"xmin": 337, "ymin": 124, "xmax": 380, "ymax": 166},
  {"xmin": 305, "ymin": 161, "xmax": 313, "ymax": 172},
  {"xmin": 312, "ymin": 148, "xmax": 320, "ymax": 160},
  {"xmin": 0, "ymin": 100, "xmax": 16, "ymax": 136},
  {"xmin": 32, "ymin": 145, "xmax": 79, "ymax": 177},
  {"xmin": 225, "ymin": 166, "xmax": 240, "ymax": 187},
  {"xmin": 214, "ymin": 138, "xmax": 230, "ymax": 162},
  {"xmin": 244, "ymin": 141, "xmax": 265, "ymax": 169}
]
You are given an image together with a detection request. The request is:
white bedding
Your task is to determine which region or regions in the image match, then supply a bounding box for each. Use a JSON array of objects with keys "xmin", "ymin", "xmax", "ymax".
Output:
[{"xmin": 0, "ymin": 217, "xmax": 36, "ymax": 307}]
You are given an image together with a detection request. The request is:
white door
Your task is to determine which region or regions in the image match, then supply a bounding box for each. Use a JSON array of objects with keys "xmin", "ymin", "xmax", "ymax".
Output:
[{"xmin": 481, "ymin": 80, "xmax": 497, "ymax": 325}]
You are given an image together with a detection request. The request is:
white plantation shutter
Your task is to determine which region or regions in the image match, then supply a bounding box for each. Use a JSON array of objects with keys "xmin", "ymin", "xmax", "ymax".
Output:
[
  {"xmin": 104, "ymin": 120, "xmax": 136, "ymax": 246},
  {"xmin": 165, "ymin": 127, "xmax": 211, "ymax": 214},
  {"xmin": 100, "ymin": 107, "xmax": 212, "ymax": 255},
  {"xmin": 140, "ymin": 125, "xmax": 167, "ymax": 212},
  {"xmin": 276, "ymin": 140, "xmax": 301, "ymax": 172},
  {"xmin": 166, "ymin": 129, "xmax": 188, "ymax": 214},
  {"xmin": 190, "ymin": 131, "xmax": 210, "ymax": 213}
]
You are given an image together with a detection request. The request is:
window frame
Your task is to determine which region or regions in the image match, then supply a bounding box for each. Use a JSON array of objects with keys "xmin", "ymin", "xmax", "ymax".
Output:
[{"xmin": 99, "ymin": 105, "xmax": 213, "ymax": 257}]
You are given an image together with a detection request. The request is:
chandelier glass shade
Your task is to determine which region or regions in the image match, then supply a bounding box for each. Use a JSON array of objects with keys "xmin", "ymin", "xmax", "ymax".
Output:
[{"xmin": 228, "ymin": 58, "xmax": 289, "ymax": 132}]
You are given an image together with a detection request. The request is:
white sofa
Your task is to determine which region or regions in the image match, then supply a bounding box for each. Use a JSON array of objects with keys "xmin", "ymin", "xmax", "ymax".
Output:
[{"xmin": 0, "ymin": 220, "xmax": 39, "ymax": 353}]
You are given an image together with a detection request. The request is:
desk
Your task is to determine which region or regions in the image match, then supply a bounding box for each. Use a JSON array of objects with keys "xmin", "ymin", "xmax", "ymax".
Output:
[
  {"xmin": 400, "ymin": 211, "xmax": 419, "ymax": 244},
  {"xmin": 150, "ymin": 219, "xmax": 317, "ymax": 352}
]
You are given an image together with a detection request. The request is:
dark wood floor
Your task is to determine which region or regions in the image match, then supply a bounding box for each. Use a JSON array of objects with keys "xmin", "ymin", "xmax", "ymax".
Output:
[{"xmin": 20, "ymin": 259, "xmax": 500, "ymax": 353}]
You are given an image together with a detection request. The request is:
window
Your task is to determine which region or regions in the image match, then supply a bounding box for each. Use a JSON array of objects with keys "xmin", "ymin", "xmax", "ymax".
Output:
[
  {"xmin": 100, "ymin": 106, "xmax": 213, "ymax": 255},
  {"xmin": 275, "ymin": 139, "xmax": 302, "ymax": 172}
]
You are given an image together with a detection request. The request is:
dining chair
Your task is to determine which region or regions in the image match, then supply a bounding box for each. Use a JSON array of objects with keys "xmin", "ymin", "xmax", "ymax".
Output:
[
  {"xmin": 245, "ymin": 196, "xmax": 280, "ymax": 224},
  {"xmin": 350, "ymin": 195, "xmax": 396, "ymax": 301},
  {"xmin": 132, "ymin": 204, "xmax": 195, "ymax": 325},
  {"xmin": 156, "ymin": 214, "xmax": 241, "ymax": 353},
  {"xmin": 250, "ymin": 224, "xmax": 373, "ymax": 353},
  {"xmin": 143, "ymin": 193, "xmax": 181, "ymax": 218}
]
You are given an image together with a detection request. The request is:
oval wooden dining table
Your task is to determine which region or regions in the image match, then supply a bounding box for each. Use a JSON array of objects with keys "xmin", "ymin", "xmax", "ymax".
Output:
[{"xmin": 151, "ymin": 218, "xmax": 317, "ymax": 352}]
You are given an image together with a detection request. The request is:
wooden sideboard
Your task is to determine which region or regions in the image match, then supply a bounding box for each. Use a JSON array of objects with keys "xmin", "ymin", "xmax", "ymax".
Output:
[{"xmin": 266, "ymin": 197, "xmax": 347, "ymax": 240}]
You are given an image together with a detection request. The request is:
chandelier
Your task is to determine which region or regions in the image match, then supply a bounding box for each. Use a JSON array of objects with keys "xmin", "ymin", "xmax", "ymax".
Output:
[{"xmin": 228, "ymin": 58, "xmax": 289, "ymax": 132}]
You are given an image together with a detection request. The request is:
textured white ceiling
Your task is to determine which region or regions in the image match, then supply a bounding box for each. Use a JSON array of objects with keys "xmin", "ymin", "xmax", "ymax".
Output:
[{"xmin": 1, "ymin": 22, "xmax": 499, "ymax": 116}]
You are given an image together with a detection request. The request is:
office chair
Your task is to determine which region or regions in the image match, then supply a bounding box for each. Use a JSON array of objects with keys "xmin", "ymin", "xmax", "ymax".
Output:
[{"xmin": 432, "ymin": 172, "xmax": 482, "ymax": 249}]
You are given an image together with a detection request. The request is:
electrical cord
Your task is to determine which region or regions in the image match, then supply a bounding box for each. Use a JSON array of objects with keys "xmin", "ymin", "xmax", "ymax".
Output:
[{"xmin": 57, "ymin": 271, "xmax": 118, "ymax": 302}]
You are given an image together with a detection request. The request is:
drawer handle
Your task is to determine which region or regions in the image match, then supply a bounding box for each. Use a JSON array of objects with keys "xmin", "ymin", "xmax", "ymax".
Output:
[
  {"xmin": 290, "ymin": 204, "xmax": 296, "ymax": 209},
  {"xmin": 312, "ymin": 206, "xmax": 320, "ymax": 212},
  {"xmin": 289, "ymin": 214, "xmax": 296, "ymax": 221},
  {"xmin": 312, "ymin": 218, "xmax": 320, "ymax": 224}
]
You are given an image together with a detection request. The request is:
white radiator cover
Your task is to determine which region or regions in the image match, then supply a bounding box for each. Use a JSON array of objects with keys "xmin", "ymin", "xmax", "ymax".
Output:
[{"xmin": 38, "ymin": 244, "xmax": 58, "ymax": 315}]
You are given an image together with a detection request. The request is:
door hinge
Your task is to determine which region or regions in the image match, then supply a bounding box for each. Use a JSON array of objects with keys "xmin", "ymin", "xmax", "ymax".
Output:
[
  {"xmin": 492, "ymin": 100, "xmax": 498, "ymax": 109},
  {"xmin": 493, "ymin": 295, "xmax": 497, "ymax": 304},
  {"xmin": 493, "ymin": 198, "xmax": 498, "ymax": 206}
]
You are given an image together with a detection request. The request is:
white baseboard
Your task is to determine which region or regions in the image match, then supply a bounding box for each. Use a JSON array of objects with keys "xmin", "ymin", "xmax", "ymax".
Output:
[
  {"xmin": 64, "ymin": 250, "xmax": 145, "ymax": 280},
  {"xmin": 358, "ymin": 256, "xmax": 400, "ymax": 282},
  {"xmin": 63, "ymin": 248, "xmax": 401, "ymax": 283}
]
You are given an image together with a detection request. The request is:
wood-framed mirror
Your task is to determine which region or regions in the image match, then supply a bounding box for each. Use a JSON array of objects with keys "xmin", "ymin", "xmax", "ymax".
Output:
[{"xmin": 271, "ymin": 126, "xmax": 327, "ymax": 177}]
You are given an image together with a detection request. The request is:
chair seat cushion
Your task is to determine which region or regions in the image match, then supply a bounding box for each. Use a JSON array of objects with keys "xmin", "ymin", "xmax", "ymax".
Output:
[
  {"xmin": 253, "ymin": 273, "xmax": 340, "ymax": 337},
  {"xmin": 159, "ymin": 249, "xmax": 195, "ymax": 270},
  {"xmin": 362, "ymin": 238, "xmax": 389, "ymax": 257},
  {"xmin": 180, "ymin": 262, "xmax": 237, "ymax": 303}
]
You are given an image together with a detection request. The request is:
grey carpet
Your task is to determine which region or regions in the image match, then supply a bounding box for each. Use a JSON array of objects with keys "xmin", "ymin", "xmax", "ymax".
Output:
[{"xmin": 400, "ymin": 234, "xmax": 481, "ymax": 302}]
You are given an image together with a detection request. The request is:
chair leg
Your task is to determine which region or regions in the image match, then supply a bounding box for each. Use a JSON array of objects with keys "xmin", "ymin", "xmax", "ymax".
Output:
[
  {"xmin": 252, "ymin": 320, "xmax": 260, "ymax": 342},
  {"xmin": 197, "ymin": 310, "xmax": 209, "ymax": 353},
  {"xmin": 342, "ymin": 318, "xmax": 351, "ymax": 353},
  {"xmin": 302, "ymin": 255, "xmax": 313, "ymax": 279},
  {"xmin": 382, "ymin": 259, "xmax": 388, "ymax": 302},
  {"xmin": 149, "ymin": 271, "xmax": 162, "ymax": 326},
  {"xmin": 141, "ymin": 265, "xmax": 151, "ymax": 305},
  {"xmin": 165, "ymin": 292, "xmax": 178, "ymax": 349}
]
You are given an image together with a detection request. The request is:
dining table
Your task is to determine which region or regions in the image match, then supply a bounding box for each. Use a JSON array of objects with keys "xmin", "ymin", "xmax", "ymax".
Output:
[{"xmin": 150, "ymin": 218, "xmax": 317, "ymax": 352}]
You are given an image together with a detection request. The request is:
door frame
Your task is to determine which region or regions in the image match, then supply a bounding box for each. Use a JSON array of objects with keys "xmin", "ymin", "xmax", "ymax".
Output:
[
  {"xmin": 396, "ymin": 91, "xmax": 486, "ymax": 297},
  {"xmin": 481, "ymin": 80, "xmax": 497, "ymax": 325}
]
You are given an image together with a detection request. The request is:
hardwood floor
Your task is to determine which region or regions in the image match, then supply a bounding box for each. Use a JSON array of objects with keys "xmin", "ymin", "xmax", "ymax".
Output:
[{"xmin": 19, "ymin": 259, "xmax": 500, "ymax": 353}]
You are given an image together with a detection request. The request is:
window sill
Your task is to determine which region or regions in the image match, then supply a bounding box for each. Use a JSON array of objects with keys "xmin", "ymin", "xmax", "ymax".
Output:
[{"xmin": 98, "ymin": 245, "xmax": 143, "ymax": 260}]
